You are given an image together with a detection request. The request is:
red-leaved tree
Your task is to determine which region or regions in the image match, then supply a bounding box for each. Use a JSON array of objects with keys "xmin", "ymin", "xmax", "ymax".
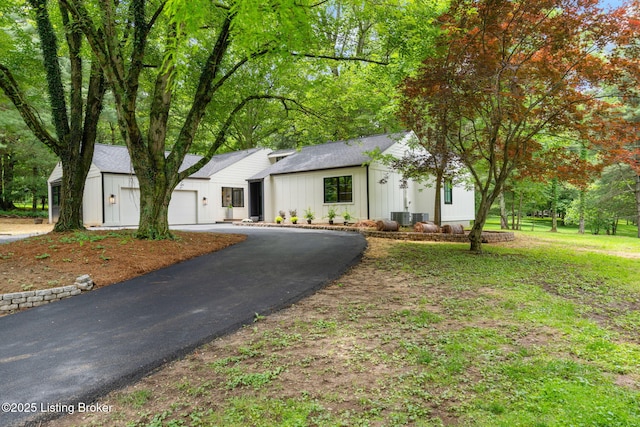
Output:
[{"xmin": 400, "ymin": 0, "xmax": 634, "ymax": 252}]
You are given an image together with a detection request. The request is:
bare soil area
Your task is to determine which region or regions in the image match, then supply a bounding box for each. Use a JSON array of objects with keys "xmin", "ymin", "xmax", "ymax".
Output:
[
  {"xmin": 0, "ymin": 218, "xmax": 246, "ymax": 299},
  {"xmin": 0, "ymin": 216, "xmax": 54, "ymax": 235}
]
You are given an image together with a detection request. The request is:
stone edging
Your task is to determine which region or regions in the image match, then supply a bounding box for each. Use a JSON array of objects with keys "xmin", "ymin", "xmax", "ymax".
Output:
[
  {"xmin": 234, "ymin": 222, "xmax": 515, "ymax": 243},
  {"xmin": 0, "ymin": 274, "xmax": 94, "ymax": 312}
]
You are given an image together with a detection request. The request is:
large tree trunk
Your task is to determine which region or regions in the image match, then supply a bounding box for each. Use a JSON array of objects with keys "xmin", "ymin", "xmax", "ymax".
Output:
[
  {"xmin": 54, "ymin": 153, "xmax": 92, "ymax": 231},
  {"xmin": 133, "ymin": 149, "xmax": 178, "ymax": 239},
  {"xmin": 137, "ymin": 184, "xmax": 173, "ymax": 240},
  {"xmin": 468, "ymin": 191, "xmax": 493, "ymax": 253}
]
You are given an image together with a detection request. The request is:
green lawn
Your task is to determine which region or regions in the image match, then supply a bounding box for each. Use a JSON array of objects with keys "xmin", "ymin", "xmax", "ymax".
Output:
[
  {"xmin": 483, "ymin": 215, "xmax": 639, "ymax": 238},
  {"xmin": 381, "ymin": 235, "xmax": 640, "ymax": 426}
]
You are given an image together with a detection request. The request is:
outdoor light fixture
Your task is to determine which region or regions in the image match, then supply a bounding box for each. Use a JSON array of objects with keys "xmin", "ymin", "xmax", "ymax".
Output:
[
  {"xmin": 109, "ymin": 194, "xmax": 116, "ymax": 205},
  {"xmin": 202, "ymin": 197, "xmax": 208, "ymax": 206}
]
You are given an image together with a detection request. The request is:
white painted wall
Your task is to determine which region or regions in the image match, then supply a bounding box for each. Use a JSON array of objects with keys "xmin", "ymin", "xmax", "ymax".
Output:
[
  {"xmin": 47, "ymin": 163, "xmax": 104, "ymax": 226},
  {"xmin": 440, "ymin": 179, "xmax": 475, "ymax": 226},
  {"xmin": 367, "ymin": 163, "xmax": 408, "ymax": 220},
  {"xmin": 209, "ymin": 149, "xmax": 271, "ymax": 221},
  {"xmin": 264, "ymin": 166, "xmax": 368, "ymax": 223}
]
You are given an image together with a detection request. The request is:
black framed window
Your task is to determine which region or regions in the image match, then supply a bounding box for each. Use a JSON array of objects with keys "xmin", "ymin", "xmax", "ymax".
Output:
[
  {"xmin": 221, "ymin": 187, "xmax": 245, "ymax": 207},
  {"xmin": 324, "ymin": 176, "xmax": 353, "ymax": 203},
  {"xmin": 52, "ymin": 185, "xmax": 61, "ymax": 206},
  {"xmin": 444, "ymin": 180, "xmax": 453, "ymax": 205}
]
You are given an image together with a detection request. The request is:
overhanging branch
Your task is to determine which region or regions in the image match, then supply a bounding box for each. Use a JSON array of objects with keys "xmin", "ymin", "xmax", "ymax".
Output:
[
  {"xmin": 0, "ymin": 64, "xmax": 60, "ymax": 152},
  {"xmin": 178, "ymin": 94, "xmax": 318, "ymax": 180},
  {"xmin": 294, "ymin": 52, "xmax": 389, "ymax": 66}
]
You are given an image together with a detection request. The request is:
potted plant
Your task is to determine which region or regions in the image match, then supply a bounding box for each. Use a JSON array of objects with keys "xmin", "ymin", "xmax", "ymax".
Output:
[
  {"xmin": 304, "ymin": 207, "xmax": 315, "ymax": 224},
  {"xmin": 291, "ymin": 215, "xmax": 299, "ymax": 224},
  {"xmin": 342, "ymin": 209, "xmax": 353, "ymax": 225},
  {"xmin": 326, "ymin": 206, "xmax": 337, "ymax": 225},
  {"xmin": 279, "ymin": 210, "xmax": 287, "ymax": 221},
  {"xmin": 275, "ymin": 215, "xmax": 284, "ymax": 224},
  {"xmin": 225, "ymin": 203, "xmax": 233, "ymax": 219}
]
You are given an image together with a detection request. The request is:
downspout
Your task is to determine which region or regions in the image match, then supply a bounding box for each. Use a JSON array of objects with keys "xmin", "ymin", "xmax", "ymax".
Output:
[
  {"xmin": 101, "ymin": 173, "xmax": 105, "ymax": 225},
  {"xmin": 366, "ymin": 165, "xmax": 370, "ymax": 219}
]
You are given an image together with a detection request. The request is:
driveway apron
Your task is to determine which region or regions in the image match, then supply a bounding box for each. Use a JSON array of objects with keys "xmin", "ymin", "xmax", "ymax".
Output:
[{"xmin": 0, "ymin": 225, "xmax": 367, "ymax": 427}]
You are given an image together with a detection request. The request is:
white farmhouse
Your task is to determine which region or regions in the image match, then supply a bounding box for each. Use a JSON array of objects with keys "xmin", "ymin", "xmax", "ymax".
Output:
[{"xmin": 48, "ymin": 132, "xmax": 475, "ymax": 227}]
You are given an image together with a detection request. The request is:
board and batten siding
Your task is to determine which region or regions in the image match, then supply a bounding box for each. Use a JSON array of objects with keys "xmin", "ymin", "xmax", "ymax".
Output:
[
  {"xmin": 47, "ymin": 163, "xmax": 104, "ymax": 226},
  {"xmin": 210, "ymin": 149, "xmax": 271, "ymax": 221},
  {"xmin": 367, "ymin": 163, "xmax": 409, "ymax": 220},
  {"xmin": 83, "ymin": 164, "xmax": 103, "ymax": 226},
  {"xmin": 266, "ymin": 166, "xmax": 368, "ymax": 223}
]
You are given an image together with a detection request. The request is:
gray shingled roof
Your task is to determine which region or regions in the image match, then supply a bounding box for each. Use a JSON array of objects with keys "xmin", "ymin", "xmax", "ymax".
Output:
[
  {"xmin": 249, "ymin": 132, "xmax": 410, "ymax": 180},
  {"xmin": 91, "ymin": 144, "xmax": 261, "ymax": 178}
]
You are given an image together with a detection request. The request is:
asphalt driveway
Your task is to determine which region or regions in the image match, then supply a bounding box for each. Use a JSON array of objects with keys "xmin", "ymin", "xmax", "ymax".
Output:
[{"xmin": 0, "ymin": 225, "xmax": 367, "ymax": 427}]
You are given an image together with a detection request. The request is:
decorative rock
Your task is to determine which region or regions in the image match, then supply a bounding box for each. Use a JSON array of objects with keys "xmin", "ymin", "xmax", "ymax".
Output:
[{"xmin": 75, "ymin": 274, "xmax": 94, "ymax": 291}]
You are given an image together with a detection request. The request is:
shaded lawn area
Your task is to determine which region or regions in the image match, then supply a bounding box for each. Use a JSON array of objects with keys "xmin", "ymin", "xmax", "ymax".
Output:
[{"xmin": 46, "ymin": 232, "xmax": 640, "ymax": 426}]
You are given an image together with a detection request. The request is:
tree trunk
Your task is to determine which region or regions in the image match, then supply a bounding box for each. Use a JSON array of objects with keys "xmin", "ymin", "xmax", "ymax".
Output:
[
  {"xmin": 511, "ymin": 190, "xmax": 516, "ymax": 230},
  {"xmin": 137, "ymin": 184, "xmax": 173, "ymax": 240},
  {"xmin": 0, "ymin": 150, "xmax": 16, "ymax": 211},
  {"xmin": 433, "ymin": 170, "xmax": 443, "ymax": 226},
  {"xmin": 54, "ymin": 156, "xmax": 91, "ymax": 231},
  {"xmin": 517, "ymin": 191, "xmax": 523, "ymax": 230},
  {"xmin": 550, "ymin": 178, "xmax": 558, "ymax": 232},
  {"xmin": 134, "ymin": 156, "xmax": 177, "ymax": 240},
  {"xmin": 578, "ymin": 188, "xmax": 586, "ymax": 234},
  {"xmin": 499, "ymin": 191, "xmax": 509, "ymax": 229},
  {"xmin": 468, "ymin": 192, "xmax": 492, "ymax": 253}
]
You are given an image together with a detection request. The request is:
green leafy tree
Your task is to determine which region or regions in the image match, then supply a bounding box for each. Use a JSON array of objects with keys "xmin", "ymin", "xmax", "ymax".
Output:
[
  {"xmin": 0, "ymin": 0, "xmax": 106, "ymax": 230},
  {"xmin": 566, "ymin": 165, "xmax": 637, "ymax": 235}
]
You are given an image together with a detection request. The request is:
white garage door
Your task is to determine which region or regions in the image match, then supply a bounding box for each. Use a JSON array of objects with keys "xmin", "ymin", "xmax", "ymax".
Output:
[
  {"xmin": 168, "ymin": 190, "xmax": 197, "ymax": 225},
  {"xmin": 120, "ymin": 188, "xmax": 141, "ymax": 226},
  {"xmin": 119, "ymin": 188, "xmax": 197, "ymax": 226}
]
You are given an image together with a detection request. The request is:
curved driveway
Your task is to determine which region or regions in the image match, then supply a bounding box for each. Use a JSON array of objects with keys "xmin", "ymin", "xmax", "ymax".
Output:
[{"xmin": 0, "ymin": 225, "xmax": 367, "ymax": 427}]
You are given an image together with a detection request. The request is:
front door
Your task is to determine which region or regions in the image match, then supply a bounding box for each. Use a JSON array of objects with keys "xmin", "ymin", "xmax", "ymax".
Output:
[{"xmin": 248, "ymin": 180, "xmax": 263, "ymax": 221}]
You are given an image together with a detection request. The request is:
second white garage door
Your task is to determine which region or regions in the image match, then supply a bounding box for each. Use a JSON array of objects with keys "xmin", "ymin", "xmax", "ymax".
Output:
[{"xmin": 120, "ymin": 188, "xmax": 197, "ymax": 226}]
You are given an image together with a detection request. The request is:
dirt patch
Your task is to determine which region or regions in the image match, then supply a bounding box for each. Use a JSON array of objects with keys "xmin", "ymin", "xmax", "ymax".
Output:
[
  {"xmin": 0, "ymin": 217, "xmax": 54, "ymax": 235},
  {"xmin": 0, "ymin": 224, "xmax": 246, "ymax": 302}
]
